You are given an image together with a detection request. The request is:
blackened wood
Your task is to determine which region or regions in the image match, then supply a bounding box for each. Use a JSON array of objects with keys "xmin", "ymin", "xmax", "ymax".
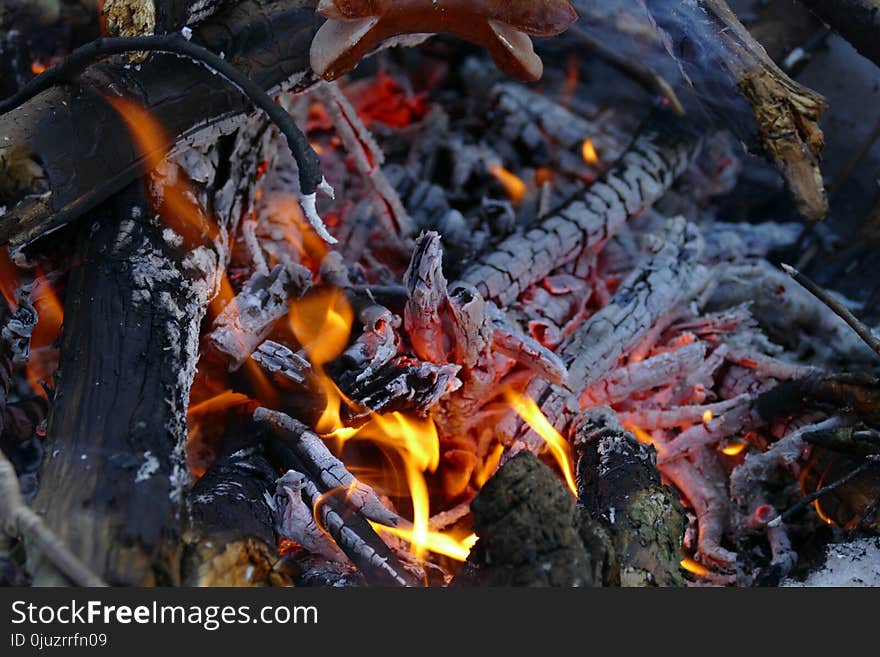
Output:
[
  {"xmin": 183, "ymin": 437, "xmax": 293, "ymax": 586},
  {"xmin": 454, "ymin": 452, "xmax": 595, "ymax": 587},
  {"xmin": 28, "ymin": 184, "xmax": 207, "ymax": 585},
  {"xmin": 573, "ymin": 408, "xmax": 686, "ymax": 587},
  {"xmin": 797, "ymin": 0, "xmax": 880, "ymax": 69},
  {"xmin": 0, "ymin": 0, "xmax": 321, "ymax": 247}
]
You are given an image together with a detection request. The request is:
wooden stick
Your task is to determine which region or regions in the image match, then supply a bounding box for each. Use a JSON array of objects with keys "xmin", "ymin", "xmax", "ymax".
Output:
[{"xmin": 781, "ymin": 263, "xmax": 880, "ymax": 358}]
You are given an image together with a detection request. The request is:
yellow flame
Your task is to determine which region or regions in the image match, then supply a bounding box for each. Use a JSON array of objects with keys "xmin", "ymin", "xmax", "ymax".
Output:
[
  {"xmin": 702, "ymin": 409, "xmax": 713, "ymax": 424},
  {"xmin": 626, "ymin": 424, "xmax": 655, "ymax": 446},
  {"xmin": 289, "ymin": 287, "xmax": 355, "ymax": 367},
  {"xmin": 504, "ymin": 390, "xmax": 577, "ymax": 496},
  {"xmin": 680, "ymin": 556, "xmax": 709, "ymax": 577},
  {"xmin": 488, "ymin": 164, "xmax": 527, "ymax": 204},
  {"xmin": 372, "ymin": 525, "xmax": 477, "ymax": 562},
  {"xmin": 720, "ymin": 438, "xmax": 748, "ymax": 456},
  {"xmin": 187, "ymin": 390, "xmax": 251, "ymax": 418},
  {"xmin": 581, "ymin": 138, "xmax": 599, "ymax": 166}
]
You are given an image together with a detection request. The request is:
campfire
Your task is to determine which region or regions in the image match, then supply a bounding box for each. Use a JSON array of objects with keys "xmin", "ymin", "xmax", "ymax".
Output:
[{"xmin": 2, "ymin": 0, "xmax": 879, "ymax": 588}]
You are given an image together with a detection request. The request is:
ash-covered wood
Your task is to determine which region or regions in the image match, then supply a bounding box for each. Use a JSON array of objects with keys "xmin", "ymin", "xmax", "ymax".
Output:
[
  {"xmin": 0, "ymin": 0, "xmax": 321, "ymax": 247},
  {"xmin": 28, "ymin": 184, "xmax": 211, "ymax": 585},
  {"xmin": 508, "ymin": 216, "xmax": 707, "ymax": 449},
  {"xmin": 255, "ymin": 407, "xmax": 418, "ymax": 586},
  {"xmin": 207, "ymin": 263, "xmax": 310, "ymax": 370},
  {"xmin": 458, "ymin": 112, "xmax": 700, "ymax": 306},
  {"xmin": 455, "ymin": 451, "xmax": 595, "ymax": 587},
  {"xmin": 573, "ymin": 408, "xmax": 686, "ymax": 587}
]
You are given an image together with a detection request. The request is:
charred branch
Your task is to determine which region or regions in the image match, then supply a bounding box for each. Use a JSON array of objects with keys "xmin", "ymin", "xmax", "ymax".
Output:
[{"xmin": 0, "ymin": 0, "xmax": 322, "ymax": 248}]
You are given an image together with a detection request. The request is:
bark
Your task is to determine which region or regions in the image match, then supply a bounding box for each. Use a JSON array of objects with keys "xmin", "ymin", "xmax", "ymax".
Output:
[
  {"xmin": 101, "ymin": 0, "xmax": 233, "ymax": 37},
  {"xmin": 27, "ymin": 183, "xmax": 216, "ymax": 585},
  {"xmin": 0, "ymin": 0, "xmax": 321, "ymax": 248},
  {"xmin": 454, "ymin": 451, "xmax": 595, "ymax": 587},
  {"xmin": 573, "ymin": 408, "xmax": 687, "ymax": 587},
  {"xmin": 641, "ymin": 0, "xmax": 829, "ymax": 220},
  {"xmin": 183, "ymin": 436, "xmax": 294, "ymax": 586}
]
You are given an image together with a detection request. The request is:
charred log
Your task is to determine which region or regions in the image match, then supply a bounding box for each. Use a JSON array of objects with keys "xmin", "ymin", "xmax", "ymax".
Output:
[
  {"xmin": 0, "ymin": 0, "xmax": 321, "ymax": 248},
  {"xmin": 573, "ymin": 408, "xmax": 687, "ymax": 587},
  {"xmin": 454, "ymin": 451, "xmax": 595, "ymax": 587}
]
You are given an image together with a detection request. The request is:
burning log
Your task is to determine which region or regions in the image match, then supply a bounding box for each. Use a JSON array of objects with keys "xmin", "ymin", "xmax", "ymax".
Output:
[
  {"xmin": 640, "ymin": 0, "xmax": 829, "ymax": 220},
  {"xmin": 454, "ymin": 451, "xmax": 596, "ymax": 587},
  {"xmin": 458, "ymin": 112, "xmax": 700, "ymax": 307},
  {"xmin": 0, "ymin": 0, "xmax": 322, "ymax": 248},
  {"xmin": 573, "ymin": 408, "xmax": 687, "ymax": 587},
  {"xmin": 796, "ymin": 0, "xmax": 880, "ymax": 70},
  {"xmin": 26, "ymin": 182, "xmax": 223, "ymax": 585}
]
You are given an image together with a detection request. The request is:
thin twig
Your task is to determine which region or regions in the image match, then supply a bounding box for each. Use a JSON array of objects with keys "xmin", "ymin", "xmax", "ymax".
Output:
[
  {"xmin": 0, "ymin": 34, "xmax": 336, "ymax": 242},
  {"xmin": 0, "ymin": 450, "xmax": 107, "ymax": 586},
  {"xmin": 781, "ymin": 263, "xmax": 880, "ymax": 358},
  {"xmin": 768, "ymin": 459, "xmax": 877, "ymax": 527}
]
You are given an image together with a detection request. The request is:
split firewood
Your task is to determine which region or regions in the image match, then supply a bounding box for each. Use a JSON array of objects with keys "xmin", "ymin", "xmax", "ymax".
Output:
[
  {"xmin": 0, "ymin": 0, "xmax": 322, "ymax": 248},
  {"xmin": 453, "ymin": 451, "xmax": 596, "ymax": 587},
  {"xmin": 573, "ymin": 408, "xmax": 686, "ymax": 587},
  {"xmin": 184, "ymin": 438, "xmax": 293, "ymax": 586},
  {"xmin": 458, "ymin": 112, "xmax": 701, "ymax": 307},
  {"xmin": 796, "ymin": 0, "xmax": 880, "ymax": 70},
  {"xmin": 640, "ymin": 0, "xmax": 829, "ymax": 220}
]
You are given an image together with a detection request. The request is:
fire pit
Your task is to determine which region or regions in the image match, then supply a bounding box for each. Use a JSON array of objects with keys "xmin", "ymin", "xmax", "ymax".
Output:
[{"xmin": 1, "ymin": 0, "xmax": 879, "ymax": 588}]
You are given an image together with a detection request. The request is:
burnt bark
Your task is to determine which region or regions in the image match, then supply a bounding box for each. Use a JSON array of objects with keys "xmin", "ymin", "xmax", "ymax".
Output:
[
  {"xmin": 0, "ymin": 0, "xmax": 321, "ymax": 248},
  {"xmin": 183, "ymin": 434, "xmax": 293, "ymax": 586},
  {"xmin": 28, "ymin": 183, "xmax": 209, "ymax": 585},
  {"xmin": 573, "ymin": 408, "xmax": 687, "ymax": 587},
  {"xmin": 101, "ymin": 0, "xmax": 233, "ymax": 37},
  {"xmin": 454, "ymin": 452, "xmax": 595, "ymax": 587}
]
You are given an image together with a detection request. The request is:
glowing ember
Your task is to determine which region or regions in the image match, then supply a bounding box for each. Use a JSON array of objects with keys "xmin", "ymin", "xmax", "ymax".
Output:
[
  {"xmin": 30, "ymin": 61, "xmax": 48, "ymax": 75},
  {"xmin": 504, "ymin": 389, "xmax": 577, "ymax": 495},
  {"xmin": 488, "ymin": 164, "xmax": 527, "ymax": 205},
  {"xmin": 680, "ymin": 556, "xmax": 709, "ymax": 577},
  {"xmin": 26, "ymin": 269, "xmax": 64, "ymax": 396},
  {"xmin": 720, "ymin": 438, "xmax": 748, "ymax": 456},
  {"xmin": 581, "ymin": 138, "xmax": 600, "ymax": 166}
]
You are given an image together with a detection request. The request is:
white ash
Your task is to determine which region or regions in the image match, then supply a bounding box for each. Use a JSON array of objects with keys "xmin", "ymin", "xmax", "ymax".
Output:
[{"xmin": 783, "ymin": 538, "xmax": 880, "ymax": 587}]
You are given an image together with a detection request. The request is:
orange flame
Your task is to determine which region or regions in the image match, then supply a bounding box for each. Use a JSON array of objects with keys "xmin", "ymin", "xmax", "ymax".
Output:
[
  {"xmin": 680, "ymin": 556, "xmax": 709, "ymax": 577},
  {"xmin": 720, "ymin": 438, "xmax": 748, "ymax": 456},
  {"xmin": 26, "ymin": 268, "xmax": 64, "ymax": 395},
  {"xmin": 0, "ymin": 247, "xmax": 20, "ymax": 311},
  {"xmin": 503, "ymin": 389, "xmax": 577, "ymax": 495},
  {"xmin": 288, "ymin": 287, "xmax": 472, "ymax": 562},
  {"xmin": 488, "ymin": 165, "xmax": 527, "ymax": 205},
  {"xmin": 581, "ymin": 138, "xmax": 600, "ymax": 166},
  {"xmin": 187, "ymin": 390, "xmax": 252, "ymax": 418},
  {"xmin": 626, "ymin": 423, "xmax": 655, "ymax": 447},
  {"xmin": 105, "ymin": 95, "xmax": 218, "ymax": 249}
]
